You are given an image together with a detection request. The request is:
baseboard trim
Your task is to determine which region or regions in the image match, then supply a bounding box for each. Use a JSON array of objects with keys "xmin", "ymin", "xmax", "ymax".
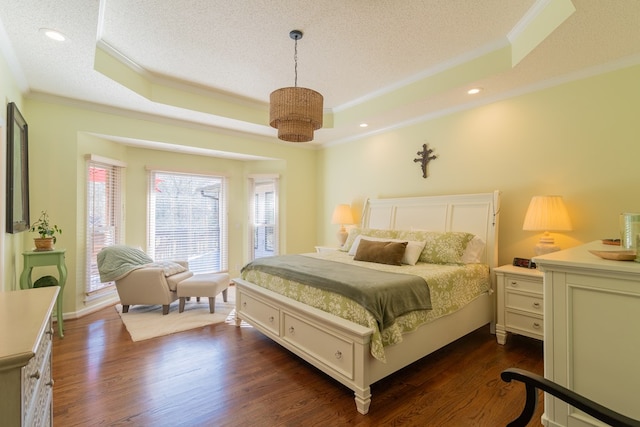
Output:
[{"xmin": 56, "ymin": 295, "xmax": 120, "ymax": 322}]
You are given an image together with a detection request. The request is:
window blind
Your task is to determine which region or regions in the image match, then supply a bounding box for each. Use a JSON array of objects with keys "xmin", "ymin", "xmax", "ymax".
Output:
[
  {"xmin": 85, "ymin": 158, "xmax": 124, "ymax": 294},
  {"xmin": 147, "ymin": 170, "xmax": 228, "ymax": 274},
  {"xmin": 250, "ymin": 176, "xmax": 279, "ymax": 260}
]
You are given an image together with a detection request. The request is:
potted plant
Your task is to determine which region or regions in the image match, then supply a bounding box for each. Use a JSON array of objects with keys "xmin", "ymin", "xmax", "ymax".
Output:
[{"xmin": 30, "ymin": 210, "xmax": 62, "ymax": 251}]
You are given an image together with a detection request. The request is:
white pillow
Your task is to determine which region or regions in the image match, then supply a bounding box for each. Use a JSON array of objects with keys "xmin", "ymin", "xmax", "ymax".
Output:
[
  {"xmin": 460, "ymin": 235, "xmax": 486, "ymax": 263},
  {"xmin": 348, "ymin": 235, "xmax": 426, "ymax": 265}
]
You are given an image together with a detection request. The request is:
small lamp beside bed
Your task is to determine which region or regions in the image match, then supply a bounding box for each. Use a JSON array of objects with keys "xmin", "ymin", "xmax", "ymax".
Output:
[
  {"xmin": 523, "ymin": 195, "xmax": 572, "ymax": 255},
  {"xmin": 332, "ymin": 204, "xmax": 354, "ymax": 246}
]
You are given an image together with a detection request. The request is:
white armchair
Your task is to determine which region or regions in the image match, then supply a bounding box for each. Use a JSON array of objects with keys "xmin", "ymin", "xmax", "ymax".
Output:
[
  {"xmin": 115, "ymin": 260, "xmax": 193, "ymax": 314},
  {"xmin": 97, "ymin": 245, "xmax": 193, "ymax": 315}
]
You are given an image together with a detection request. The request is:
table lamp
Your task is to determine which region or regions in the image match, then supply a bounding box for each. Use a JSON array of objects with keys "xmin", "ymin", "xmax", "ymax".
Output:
[
  {"xmin": 331, "ymin": 204, "xmax": 354, "ymax": 246},
  {"xmin": 523, "ymin": 195, "xmax": 572, "ymax": 255}
]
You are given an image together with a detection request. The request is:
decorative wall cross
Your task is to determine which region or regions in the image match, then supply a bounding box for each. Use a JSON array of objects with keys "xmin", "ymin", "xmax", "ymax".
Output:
[{"xmin": 413, "ymin": 143, "xmax": 437, "ymax": 178}]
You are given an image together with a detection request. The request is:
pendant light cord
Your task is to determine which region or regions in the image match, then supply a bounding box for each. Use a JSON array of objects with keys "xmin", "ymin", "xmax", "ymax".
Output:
[{"xmin": 294, "ymin": 38, "xmax": 298, "ymax": 88}]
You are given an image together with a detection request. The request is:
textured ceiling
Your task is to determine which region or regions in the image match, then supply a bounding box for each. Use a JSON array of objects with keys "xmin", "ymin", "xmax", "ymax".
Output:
[{"xmin": 1, "ymin": 0, "xmax": 639, "ymax": 150}]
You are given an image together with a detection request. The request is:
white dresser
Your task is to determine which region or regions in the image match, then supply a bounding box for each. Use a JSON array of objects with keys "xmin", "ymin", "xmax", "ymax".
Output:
[
  {"xmin": 535, "ymin": 241, "xmax": 640, "ymax": 427},
  {"xmin": 0, "ymin": 287, "xmax": 59, "ymax": 426}
]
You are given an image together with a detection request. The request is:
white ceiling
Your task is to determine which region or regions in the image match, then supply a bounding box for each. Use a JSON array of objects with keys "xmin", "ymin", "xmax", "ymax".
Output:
[{"xmin": 1, "ymin": 0, "xmax": 639, "ymax": 150}]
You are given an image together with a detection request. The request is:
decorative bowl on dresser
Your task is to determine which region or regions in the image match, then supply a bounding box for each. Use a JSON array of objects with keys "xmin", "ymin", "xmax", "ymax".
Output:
[{"xmin": 0, "ymin": 287, "xmax": 59, "ymax": 426}]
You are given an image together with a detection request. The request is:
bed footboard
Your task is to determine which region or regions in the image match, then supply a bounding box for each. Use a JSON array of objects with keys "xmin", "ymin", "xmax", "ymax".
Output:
[
  {"xmin": 234, "ymin": 277, "xmax": 493, "ymax": 414},
  {"xmin": 234, "ymin": 278, "xmax": 375, "ymax": 414}
]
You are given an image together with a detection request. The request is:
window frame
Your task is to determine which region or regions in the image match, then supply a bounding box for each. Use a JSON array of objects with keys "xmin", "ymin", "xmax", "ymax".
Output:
[
  {"xmin": 249, "ymin": 174, "xmax": 279, "ymax": 260},
  {"xmin": 147, "ymin": 169, "xmax": 228, "ymax": 274},
  {"xmin": 85, "ymin": 154, "xmax": 125, "ymax": 296}
]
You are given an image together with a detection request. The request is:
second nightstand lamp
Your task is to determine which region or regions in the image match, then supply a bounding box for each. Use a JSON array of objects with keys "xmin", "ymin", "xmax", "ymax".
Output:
[
  {"xmin": 523, "ymin": 195, "xmax": 572, "ymax": 256},
  {"xmin": 331, "ymin": 204, "xmax": 354, "ymax": 246}
]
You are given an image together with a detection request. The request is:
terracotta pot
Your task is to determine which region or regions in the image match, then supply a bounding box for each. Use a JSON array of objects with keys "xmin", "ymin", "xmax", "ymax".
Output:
[{"xmin": 34, "ymin": 237, "xmax": 54, "ymax": 251}]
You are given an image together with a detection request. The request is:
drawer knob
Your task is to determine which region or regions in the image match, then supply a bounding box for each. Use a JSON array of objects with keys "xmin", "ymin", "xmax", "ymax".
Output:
[
  {"xmin": 46, "ymin": 379, "xmax": 55, "ymax": 387},
  {"xmin": 532, "ymin": 302, "xmax": 541, "ymax": 308},
  {"xmin": 289, "ymin": 326, "xmax": 295, "ymax": 334},
  {"xmin": 269, "ymin": 316, "xmax": 274, "ymax": 323},
  {"xmin": 335, "ymin": 351, "xmax": 342, "ymax": 360},
  {"xmin": 509, "ymin": 281, "xmax": 518, "ymax": 287},
  {"xmin": 533, "ymin": 322, "xmax": 541, "ymax": 329},
  {"xmin": 30, "ymin": 370, "xmax": 41, "ymax": 380},
  {"xmin": 242, "ymin": 302, "xmax": 247, "ymax": 308}
]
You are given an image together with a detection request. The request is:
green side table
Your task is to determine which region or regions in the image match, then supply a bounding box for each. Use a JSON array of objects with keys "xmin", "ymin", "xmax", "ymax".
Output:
[{"xmin": 20, "ymin": 249, "xmax": 67, "ymax": 338}]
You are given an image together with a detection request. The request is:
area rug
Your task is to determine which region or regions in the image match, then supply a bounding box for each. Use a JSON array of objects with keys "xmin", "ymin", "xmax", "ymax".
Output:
[{"xmin": 115, "ymin": 287, "xmax": 236, "ymax": 341}]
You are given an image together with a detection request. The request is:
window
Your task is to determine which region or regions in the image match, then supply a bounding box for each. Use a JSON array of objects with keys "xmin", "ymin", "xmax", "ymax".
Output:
[
  {"xmin": 250, "ymin": 175, "xmax": 279, "ymax": 260},
  {"xmin": 85, "ymin": 155, "xmax": 125, "ymax": 295},
  {"xmin": 147, "ymin": 170, "xmax": 227, "ymax": 274}
]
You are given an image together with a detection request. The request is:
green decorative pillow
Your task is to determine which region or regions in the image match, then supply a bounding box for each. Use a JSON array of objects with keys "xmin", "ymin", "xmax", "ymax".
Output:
[
  {"xmin": 340, "ymin": 227, "xmax": 398, "ymax": 252},
  {"xmin": 354, "ymin": 239, "xmax": 408, "ymax": 266},
  {"xmin": 146, "ymin": 261, "xmax": 187, "ymax": 277},
  {"xmin": 396, "ymin": 230, "xmax": 475, "ymax": 264}
]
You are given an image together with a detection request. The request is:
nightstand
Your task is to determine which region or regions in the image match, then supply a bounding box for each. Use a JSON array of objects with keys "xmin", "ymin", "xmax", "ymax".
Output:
[
  {"xmin": 315, "ymin": 246, "xmax": 339, "ymax": 254},
  {"xmin": 495, "ymin": 264, "xmax": 543, "ymax": 344}
]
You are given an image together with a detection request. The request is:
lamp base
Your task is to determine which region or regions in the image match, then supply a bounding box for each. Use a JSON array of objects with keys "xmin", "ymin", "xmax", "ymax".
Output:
[
  {"xmin": 337, "ymin": 227, "xmax": 348, "ymax": 247},
  {"xmin": 534, "ymin": 234, "xmax": 561, "ymax": 256},
  {"xmin": 534, "ymin": 242, "xmax": 561, "ymax": 256}
]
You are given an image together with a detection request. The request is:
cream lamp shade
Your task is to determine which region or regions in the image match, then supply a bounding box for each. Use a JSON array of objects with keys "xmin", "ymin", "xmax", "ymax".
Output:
[
  {"xmin": 523, "ymin": 195, "xmax": 572, "ymax": 255},
  {"xmin": 331, "ymin": 204, "xmax": 354, "ymax": 246}
]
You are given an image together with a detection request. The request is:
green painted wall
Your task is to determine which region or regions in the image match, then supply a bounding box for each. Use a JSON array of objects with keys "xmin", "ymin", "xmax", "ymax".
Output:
[
  {"xmin": 317, "ymin": 64, "xmax": 640, "ymax": 267},
  {"xmin": 9, "ymin": 99, "xmax": 317, "ymax": 316},
  {"xmin": 1, "ymin": 49, "xmax": 27, "ymax": 291},
  {"xmin": 3, "ymin": 50, "xmax": 639, "ymax": 319}
]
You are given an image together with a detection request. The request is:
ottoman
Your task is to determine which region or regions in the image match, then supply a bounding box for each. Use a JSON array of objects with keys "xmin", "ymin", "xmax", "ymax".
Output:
[{"xmin": 177, "ymin": 273, "xmax": 230, "ymax": 313}]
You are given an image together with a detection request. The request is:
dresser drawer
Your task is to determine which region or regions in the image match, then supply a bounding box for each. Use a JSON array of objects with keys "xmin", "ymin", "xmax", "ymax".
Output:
[
  {"xmin": 505, "ymin": 291, "xmax": 543, "ymax": 314},
  {"xmin": 238, "ymin": 291, "xmax": 280, "ymax": 335},
  {"xmin": 505, "ymin": 311, "xmax": 543, "ymax": 338},
  {"xmin": 29, "ymin": 354, "xmax": 53, "ymax": 427},
  {"xmin": 283, "ymin": 312, "xmax": 354, "ymax": 380},
  {"xmin": 505, "ymin": 276, "xmax": 542, "ymax": 294},
  {"xmin": 22, "ymin": 326, "xmax": 52, "ymax": 423}
]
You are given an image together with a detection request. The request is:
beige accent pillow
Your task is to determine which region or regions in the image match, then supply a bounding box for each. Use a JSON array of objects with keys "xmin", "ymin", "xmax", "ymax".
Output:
[
  {"xmin": 354, "ymin": 239, "xmax": 408, "ymax": 266},
  {"xmin": 460, "ymin": 235, "xmax": 486, "ymax": 263}
]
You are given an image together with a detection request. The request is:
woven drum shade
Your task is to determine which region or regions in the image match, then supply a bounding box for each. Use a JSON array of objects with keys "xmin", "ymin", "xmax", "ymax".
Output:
[{"xmin": 270, "ymin": 87, "xmax": 323, "ymax": 142}]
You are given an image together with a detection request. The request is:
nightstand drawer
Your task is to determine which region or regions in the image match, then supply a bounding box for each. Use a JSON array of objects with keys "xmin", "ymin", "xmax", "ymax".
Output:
[
  {"xmin": 505, "ymin": 292, "xmax": 543, "ymax": 314},
  {"xmin": 506, "ymin": 311, "xmax": 543, "ymax": 337},
  {"xmin": 505, "ymin": 276, "xmax": 542, "ymax": 294}
]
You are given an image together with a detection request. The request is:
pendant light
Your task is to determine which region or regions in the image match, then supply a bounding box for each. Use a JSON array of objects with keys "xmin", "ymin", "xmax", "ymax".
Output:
[{"xmin": 269, "ymin": 30, "xmax": 323, "ymax": 143}]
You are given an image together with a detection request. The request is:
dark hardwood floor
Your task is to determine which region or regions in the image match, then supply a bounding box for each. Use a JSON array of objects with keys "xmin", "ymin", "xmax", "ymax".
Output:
[{"xmin": 52, "ymin": 288, "xmax": 544, "ymax": 426}]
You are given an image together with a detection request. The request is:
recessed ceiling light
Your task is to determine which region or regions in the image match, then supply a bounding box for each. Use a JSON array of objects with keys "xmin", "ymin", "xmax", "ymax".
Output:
[
  {"xmin": 359, "ymin": 123, "xmax": 368, "ymax": 128},
  {"xmin": 467, "ymin": 88, "xmax": 482, "ymax": 95},
  {"xmin": 40, "ymin": 28, "xmax": 66, "ymax": 42}
]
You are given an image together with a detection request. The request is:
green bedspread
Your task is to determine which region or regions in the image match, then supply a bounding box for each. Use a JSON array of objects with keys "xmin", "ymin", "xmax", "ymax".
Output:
[
  {"xmin": 241, "ymin": 254, "xmax": 432, "ymax": 331},
  {"xmin": 241, "ymin": 251, "xmax": 490, "ymax": 362}
]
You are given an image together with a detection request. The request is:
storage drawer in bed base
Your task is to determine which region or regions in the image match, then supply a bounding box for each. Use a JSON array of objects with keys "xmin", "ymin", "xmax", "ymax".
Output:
[{"xmin": 234, "ymin": 279, "xmax": 374, "ymax": 414}]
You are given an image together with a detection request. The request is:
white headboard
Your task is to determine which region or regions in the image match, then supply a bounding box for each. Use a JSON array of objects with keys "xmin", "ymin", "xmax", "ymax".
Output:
[{"xmin": 361, "ymin": 191, "xmax": 501, "ymax": 269}]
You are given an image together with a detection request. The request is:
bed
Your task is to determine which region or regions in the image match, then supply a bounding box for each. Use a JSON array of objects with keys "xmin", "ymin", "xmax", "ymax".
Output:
[{"xmin": 233, "ymin": 191, "xmax": 501, "ymax": 414}]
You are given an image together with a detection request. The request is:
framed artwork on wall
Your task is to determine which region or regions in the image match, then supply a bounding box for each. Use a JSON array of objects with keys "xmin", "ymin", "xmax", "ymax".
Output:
[{"xmin": 6, "ymin": 102, "xmax": 30, "ymax": 233}]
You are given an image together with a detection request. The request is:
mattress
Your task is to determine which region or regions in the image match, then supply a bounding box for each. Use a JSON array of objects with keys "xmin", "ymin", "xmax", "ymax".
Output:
[{"xmin": 240, "ymin": 250, "xmax": 490, "ymax": 362}]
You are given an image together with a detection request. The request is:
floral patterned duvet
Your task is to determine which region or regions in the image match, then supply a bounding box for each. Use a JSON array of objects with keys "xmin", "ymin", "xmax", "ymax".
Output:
[{"xmin": 240, "ymin": 251, "xmax": 490, "ymax": 362}]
